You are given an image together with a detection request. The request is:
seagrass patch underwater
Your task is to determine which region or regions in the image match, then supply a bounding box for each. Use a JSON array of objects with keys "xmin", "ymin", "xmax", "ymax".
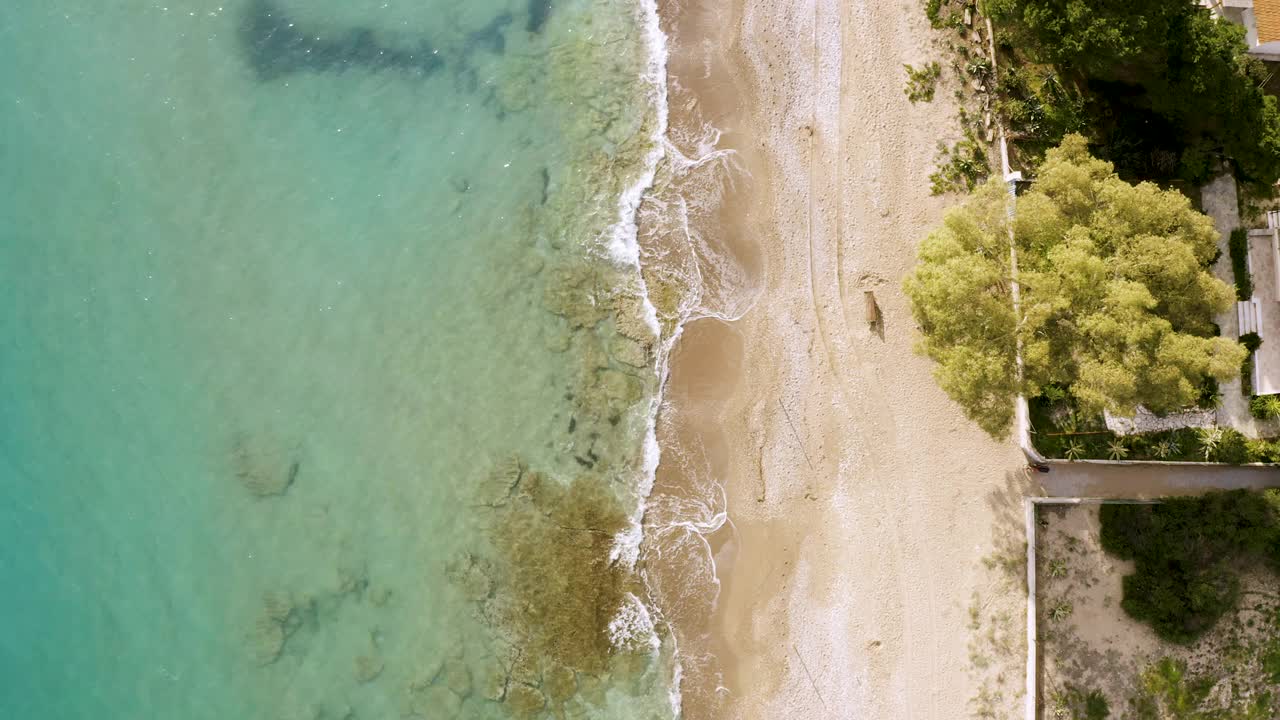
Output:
[{"xmin": 0, "ymin": 0, "xmax": 678, "ymax": 718}]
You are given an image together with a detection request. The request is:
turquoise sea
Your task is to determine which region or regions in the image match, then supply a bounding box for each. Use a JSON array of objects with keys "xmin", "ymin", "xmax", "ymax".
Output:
[{"xmin": 0, "ymin": 1, "xmax": 681, "ymax": 718}]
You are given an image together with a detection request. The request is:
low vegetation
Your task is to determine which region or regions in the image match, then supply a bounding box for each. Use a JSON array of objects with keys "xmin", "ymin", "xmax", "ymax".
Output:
[
  {"xmin": 904, "ymin": 61, "xmax": 942, "ymax": 103},
  {"xmin": 906, "ymin": 136, "xmax": 1245, "ymax": 436},
  {"xmin": 1030, "ymin": 392, "xmax": 1280, "ymax": 463},
  {"xmin": 928, "ymin": 133, "xmax": 989, "ymax": 195},
  {"xmin": 1130, "ymin": 656, "xmax": 1275, "ymax": 719},
  {"xmin": 1099, "ymin": 490, "xmax": 1280, "ymax": 645},
  {"xmin": 1242, "ymin": 332, "xmax": 1263, "ymax": 396},
  {"xmin": 1230, "ymin": 228, "xmax": 1254, "ymax": 301},
  {"xmin": 1050, "ymin": 685, "xmax": 1110, "ymax": 720},
  {"xmin": 1251, "ymin": 394, "xmax": 1280, "ymax": 421}
]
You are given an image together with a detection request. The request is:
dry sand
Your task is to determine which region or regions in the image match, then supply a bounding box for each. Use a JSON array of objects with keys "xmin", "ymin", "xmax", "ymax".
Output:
[{"xmin": 646, "ymin": 0, "xmax": 1035, "ymax": 717}]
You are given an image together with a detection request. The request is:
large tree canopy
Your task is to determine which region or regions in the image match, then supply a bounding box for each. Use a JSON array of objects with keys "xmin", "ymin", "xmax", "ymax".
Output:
[
  {"xmin": 984, "ymin": 0, "xmax": 1280, "ymax": 186},
  {"xmin": 905, "ymin": 136, "xmax": 1245, "ymax": 436}
]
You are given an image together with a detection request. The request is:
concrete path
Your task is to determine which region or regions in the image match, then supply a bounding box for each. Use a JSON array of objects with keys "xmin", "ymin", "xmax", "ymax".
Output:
[
  {"xmin": 1200, "ymin": 174, "xmax": 1266, "ymax": 434},
  {"xmin": 1041, "ymin": 459, "xmax": 1280, "ymax": 498}
]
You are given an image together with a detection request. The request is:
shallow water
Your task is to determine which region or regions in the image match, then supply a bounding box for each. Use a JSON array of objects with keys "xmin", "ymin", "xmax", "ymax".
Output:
[{"xmin": 0, "ymin": 1, "xmax": 677, "ymax": 718}]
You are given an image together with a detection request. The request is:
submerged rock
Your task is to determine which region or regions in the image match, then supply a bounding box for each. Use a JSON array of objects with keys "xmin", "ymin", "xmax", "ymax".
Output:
[
  {"xmin": 544, "ymin": 327, "xmax": 572, "ymax": 353},
  {"xmin": 336, "ymin": 564, "xmax": 369, "ymax": 597},
  {"xmin": 505, "ymin": 684, "xmax": 546, "ymax": 719},
  {"xmin": 354, "ymin": 654, "xmax": 384, "ymax": 684},
  {"xmin": 406, "ymin": 684, "xmax": 461, "ymax": 719},
  {"xmin": 232, "ymin": 434, "xmax": 299, "ymax": 497},
  {"xmin": 481, "ymin": 468, "xmax": 640, "ymax": 682},
  {"xmin": 608, "ymin": 335, "xmax": 649, "ymax": 368},
  {"xmin": 442, "ymin": 658, "xmax": 473, "ymax": 698},
  {"xmin": 477, "ymin": 455, "xmax": 525, "ymax": 507},
  {"xmin": 544, "ymin": 664, "xmax": 577, "ymax": 705},
  {"xmin": 410, "ymin": 658, "xmax": 444, "ymax": 693},
  {"xmin": 369, "ymin": 584, "xmax": 393, "ymax": 608},
  {"xmin": 251, "ymin": 615, "xmax": 286, "ymax": 666},
  {"xmin": 543, "ymin": 266, "xmax": 608, "ymax": 330},
  {"xmin": 262, "ymin": 590, "xmax": 294, "ymax": 623},
  {"xmin": 481, "ymin": 665, "xmax": 509, "ymax": 702},
  {"xmin": 576, "ymin": 673, "xmax": 606, "ymax": 707},
  {"xmin": 596, "ymin": 369, "xmax": 643, "ymax": 407}
]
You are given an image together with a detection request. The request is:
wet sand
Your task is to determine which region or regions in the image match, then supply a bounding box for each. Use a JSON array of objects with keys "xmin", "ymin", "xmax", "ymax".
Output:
[{"xmin": 649, "ymin": 0, "xmax": 1034, "ymax": 717}]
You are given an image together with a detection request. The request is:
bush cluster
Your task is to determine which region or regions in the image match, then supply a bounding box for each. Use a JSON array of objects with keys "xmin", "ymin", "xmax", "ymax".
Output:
[
  {"xmin": 1100, "ymin": 490, "xmax": 1280, "ymax": 644},
  {"xmin": 1230, "ymin": 228, "xmax": 1254, "ymax": 300}
]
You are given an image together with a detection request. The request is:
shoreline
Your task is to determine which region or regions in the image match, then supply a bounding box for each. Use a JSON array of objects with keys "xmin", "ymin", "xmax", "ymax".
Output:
[{"xmin": 645, "ymin": 0, "xmax": 1036, "ymax": 717}]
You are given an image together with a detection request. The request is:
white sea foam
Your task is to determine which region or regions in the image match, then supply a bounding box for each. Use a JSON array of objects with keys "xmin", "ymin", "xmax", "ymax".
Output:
[
  {"xmin": 598, "ymin": 0, "xmax": 760, "ymax": 715},
  {"xmin": 592, "ymin": 0, "xmax": 686, "ymax": 714},
  {"xmin": 609, "ymin": 591, "xmax": 662, "ymax": 653},
  {"xmin": 603, "ymin": 0, "xmax": 671, "ymax": 272}
]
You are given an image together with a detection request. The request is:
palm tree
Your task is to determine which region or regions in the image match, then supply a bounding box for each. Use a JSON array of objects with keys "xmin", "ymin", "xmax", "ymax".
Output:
[
  {"xmin": 1151, "ymin": 437, "xmax": 1180, "ymax": 460},
  {"xmin": 1197, "ymin": 427, "xmax": 1224, "ymax": 462}
]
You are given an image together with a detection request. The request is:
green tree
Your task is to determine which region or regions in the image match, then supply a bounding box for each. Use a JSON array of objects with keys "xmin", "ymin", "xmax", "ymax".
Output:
[
  {"xmin": 905, "ymin": 136, "xmax": 1244, "ymax": 436},
  {"xmin": 983, "ymin": 0, "xmax": 1280, "ymax": 187}
]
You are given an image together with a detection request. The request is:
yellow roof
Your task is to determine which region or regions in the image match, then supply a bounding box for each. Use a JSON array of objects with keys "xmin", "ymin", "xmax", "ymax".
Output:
[{"xmin": 1258, "ymin": 0, "xmax": 1280, "ymax": 44}]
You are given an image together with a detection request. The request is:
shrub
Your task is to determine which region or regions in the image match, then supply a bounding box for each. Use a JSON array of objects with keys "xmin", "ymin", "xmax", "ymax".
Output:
[
  {"xmin": 1230, "ymin": 228, "xmax": 1253, "ymax": 300},
  {"xmin": 1212, "ymin": 428, "xmax": 1251, "ymax": 464},
  {"xmin": 1100, "ymin": 491, "xmax": 1280, "ymax": 643},
  {"xmin": 1048, "ymin": 600, "xmax": 1073, "ymax": 622},
  {"xmin": 1251, "ymin": 394, "xmax": 1280, "ymax": 420},
  {"xmin": 1264, "ymin": 640, "xmax": 1280, "ymax": 684},
  {"xmin": 1196, "ymin": 376, "xmax": 1221, "ymax": 410},
  {"xmin": 1082, "ymin": 690, "xmax": 1110, "ymax": 720},
  {"xmin": 925, "ymin": 0, "xmax": 965, "ymax": 30},
  {"xmin": 1249, "ymin": 438, "xmax": 1280, "ymax": 464},
  {"xmin": 904, "ymin": 62, "xmax": 942, "ymax": 103},
  {"xmin": 928, "ymin": 135, "xmax": 989, "ymax": 195},
  {"xmin": 1150, "ymin": 437, "xmax": 1180, "ymax": 460},
  {"xmin": 1241, "ymin": 331, "xmax": 1263, "ymax": 353},
  {"xmin": 1056, "ymin": 685, "xmax": 1111, "ymax": 720},
  {"xmin": 1197, "ymin": 426, "xmax": 1224, "ymax": 461}
]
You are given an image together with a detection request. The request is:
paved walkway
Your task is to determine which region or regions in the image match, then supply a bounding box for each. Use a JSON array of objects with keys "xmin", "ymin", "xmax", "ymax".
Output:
[
  {"xmin": 1199, "ymin": 173, "xmax": 1262, "ymax": 433},
  {"xmin": 1040, "ymin": 459, "xmax": 1280, "ymax": 498}
]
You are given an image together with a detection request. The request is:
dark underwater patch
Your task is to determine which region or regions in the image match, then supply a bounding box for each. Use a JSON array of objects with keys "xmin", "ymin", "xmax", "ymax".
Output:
[
  {"xmin": 467, "ymin": 12, "xmax": 513, "ymax": 55},
  {"xmin": 239, "ymin": 0, "xmax": 444, "ymax": 81},
  {"xmin": 527, "ymin": 0, "xmax": 553, "ymax": 33}
]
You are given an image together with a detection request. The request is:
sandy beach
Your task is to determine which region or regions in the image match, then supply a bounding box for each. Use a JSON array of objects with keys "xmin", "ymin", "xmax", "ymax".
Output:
[{"xmin": 648, "ymin": 0, "xmax": 1034, "ymax": 716}]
